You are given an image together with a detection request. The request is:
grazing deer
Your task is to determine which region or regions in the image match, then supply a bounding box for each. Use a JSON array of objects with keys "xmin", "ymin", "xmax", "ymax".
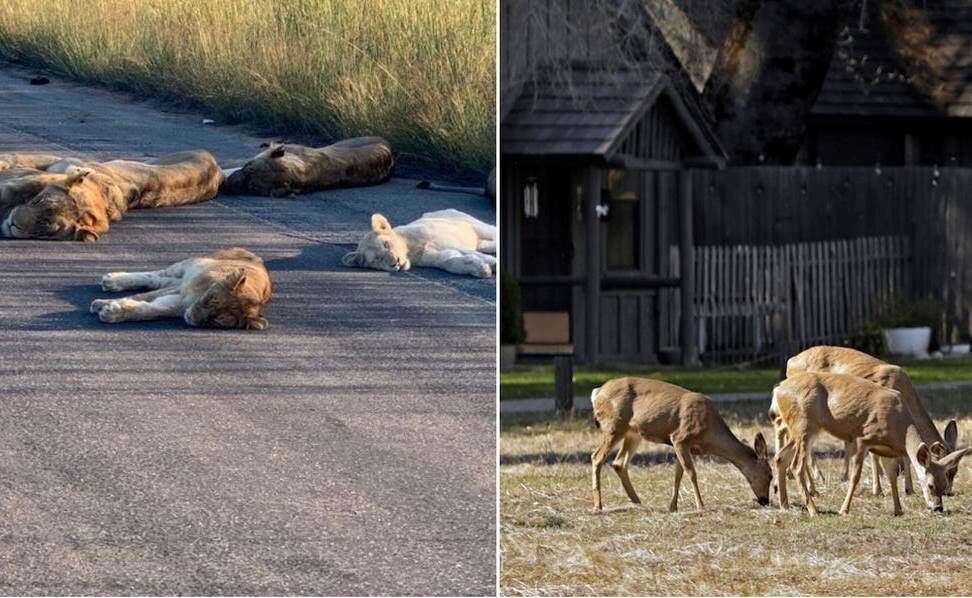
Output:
[
  {"xmin": 772, "ymin": 371, "xmax": 969, "ymax": 516},
  {"xmin": 786, "ymin": 346, "xmax": 959, "ymax": 496},
  {"xmin": 591, "ymin": 377, "xmax": 771, "ymax": 512}
]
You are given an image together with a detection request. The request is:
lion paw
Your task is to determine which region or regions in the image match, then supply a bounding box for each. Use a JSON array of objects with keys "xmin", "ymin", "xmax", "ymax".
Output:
[
  {"xmin": 101, "ymin": 273, "xmax": 126, "ymax": 292},
  {"xmin": 98, "ymin": 301, "xmax": 128, "ymax": 323},
  {"xmin": 474, "ymin": 262, "xmax": 493, "ymax": 278},
  {"xmin": 89, "ymin": 299, "xmax": 111, "ymax": 313}
]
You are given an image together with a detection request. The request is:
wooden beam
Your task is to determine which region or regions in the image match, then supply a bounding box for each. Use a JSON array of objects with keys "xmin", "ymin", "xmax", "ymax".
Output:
[
  {"xmin": 601, "ymin": 274, "xmax": 680, "ymax": 290},
  {"xmin": 518, "ymin": 275, "xmax": 585, "ymax": 286},
  {"xmin": 585, "ymin": 167, "xmax": 601, "ymax": 366},
  {"xmin": 679, "ymin": 170, "xmax": 700, "ymax": 366},
  {"xmin": 606, "ymin": 154, "xmax": 683, "ymax": 170}
]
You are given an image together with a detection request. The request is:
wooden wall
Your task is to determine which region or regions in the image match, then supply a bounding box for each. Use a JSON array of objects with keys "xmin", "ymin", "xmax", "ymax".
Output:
[{"xmin": 691, "ymin": 166, "xmax": 972, "ymax": 335}]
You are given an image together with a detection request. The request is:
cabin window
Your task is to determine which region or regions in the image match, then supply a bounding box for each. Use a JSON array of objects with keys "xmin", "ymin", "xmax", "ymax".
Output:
[{"xmin": 603, "ymin": 169, "xmax": 640, "ymax": 270}]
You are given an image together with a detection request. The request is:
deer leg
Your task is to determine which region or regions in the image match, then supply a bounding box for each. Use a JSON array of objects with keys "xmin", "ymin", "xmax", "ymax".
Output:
[
  {"xmin": 611, "ymin": 433, "xmax": 642, "ymax": 505},
  {"xmin": 592, "ymin": 432, "xmax": 622, "ymax": 510},
  {"xmin": 793, "ymin": 437, "xmax": 818, "ymax": 516},
  {"xmin": 839, "ymin": 440, "xmax": 869, "ymax": 515},
  {"xmin": 672, "ymin": 442, "xmax": 703, "ymax": 511},
  {"xmin": 775, "ymin": 438, "xmax": 798, "ymax": 510},
  {"xmin": 841, "ymin": 440, "xmax": 852, "ymax": 481},
  {"xmin": 669, "ymin": 462, "xmax": 684, "ymax": 513},
  {"xmin": 871, "ymin": 452, "xmax": 884, "ymax": 496},
  {"xmin": 882, "ymin": 455, "xmax": 903, "ymax": 516},
  {"xmin": 803, "ymin": 447, "xmax": 819, "ymax": 497},
  {"xmin": 900, "ymin": 457, "xmax": 914, "ymax": 495}
]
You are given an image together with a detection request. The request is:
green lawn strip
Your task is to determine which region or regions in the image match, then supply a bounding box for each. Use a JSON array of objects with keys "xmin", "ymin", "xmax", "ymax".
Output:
[{"xmin": 501, "ymin": 355, "xmax": 972, "ymax": 400}]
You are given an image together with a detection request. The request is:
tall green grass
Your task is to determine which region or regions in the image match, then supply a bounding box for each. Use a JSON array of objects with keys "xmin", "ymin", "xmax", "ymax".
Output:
[{"xmin": 0, "ymin": 0, "xmax": 495, "ymax": 174}]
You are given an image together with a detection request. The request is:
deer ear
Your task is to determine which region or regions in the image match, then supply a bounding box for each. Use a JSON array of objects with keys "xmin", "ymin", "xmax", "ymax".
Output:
[
  {"xmin": 753, "ymin": 432, "xmax": 768, "ymax": 462},
  {"xmin": 943, "ymin": 420, "xmax": 958, "ymax": 450},
  {"xmin": 75, "ymin": 227, "xmax": 99, "ymax": 242},
  {"xmin": 938, "ymin": 447, "xmax": 971, "ymax": 469},
  {"xmin": 930, "ymin": 441, "xmax": 948, "ymax": 458},
  {"xmin": 342, "ymin": 251, "xmax": 361, "ymax": 267},
  {"xmin": 269, "ymin": 146, "xmax": 285, "ymax": 159},
  {"xmin": 916, "ymin": 443, "xmax": 932, "ymax": 468},
  {"xmin": 370, "ymin": 213, "xmax": 392, "ymax": 233}
]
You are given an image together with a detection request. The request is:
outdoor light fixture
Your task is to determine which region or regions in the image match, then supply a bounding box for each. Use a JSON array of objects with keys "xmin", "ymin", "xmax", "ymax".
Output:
[{"xmin": 523, "ymin": 178, "xmax": 539, "ymax": 218}]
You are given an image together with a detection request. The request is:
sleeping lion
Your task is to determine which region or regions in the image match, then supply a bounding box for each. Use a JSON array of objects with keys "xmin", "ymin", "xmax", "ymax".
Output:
[
  {"xmin": 1, "ymin": 150, "xmax": 222, "ymax": 242},
  {"xmin": 342, "ymin": 209, "xmax": 496, "ymax": 278},
  {"xmin": 90, "ymin": 247, "xmax": 272, "ymax": 329},
  {"xmin": 222, "ymin": 136, "xmax": 393, "ymax": 197}
]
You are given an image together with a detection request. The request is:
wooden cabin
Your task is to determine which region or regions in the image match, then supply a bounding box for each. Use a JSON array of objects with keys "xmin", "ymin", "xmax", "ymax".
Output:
[{"xmin": 501, "ymin": 66, "xmax": 725, "ymax": 365}]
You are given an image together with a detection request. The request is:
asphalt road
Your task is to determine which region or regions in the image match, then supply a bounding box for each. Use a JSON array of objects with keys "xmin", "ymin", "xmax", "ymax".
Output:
[{"xmin": 0, "ymin": 66, "xmax": 496, "ymax": 595}]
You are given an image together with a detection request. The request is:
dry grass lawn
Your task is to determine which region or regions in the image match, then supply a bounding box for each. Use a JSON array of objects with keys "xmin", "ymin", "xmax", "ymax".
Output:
[{"xmin": 500, "ymin": 394, "xmax": 972, "ymax": 596}]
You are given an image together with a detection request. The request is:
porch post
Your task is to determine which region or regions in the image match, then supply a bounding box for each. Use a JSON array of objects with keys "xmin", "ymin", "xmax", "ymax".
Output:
[
  {"xmin": 585, "ymin": 167, "xmax": 601, "ymax": 365},
  {"xmin": 679, "ymin": 169, "xmax": 700, "ymax": 366}
]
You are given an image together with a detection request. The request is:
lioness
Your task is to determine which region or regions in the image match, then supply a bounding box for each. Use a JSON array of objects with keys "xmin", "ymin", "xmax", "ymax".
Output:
[
  {"xmin": 0, "ymin": 152, "xmax": 67, "ymax": 172},
  {"xmin": 1, "ymin": 150, "xmax": 222, "ymax": 242},
  {"xmin": 222, "ymin": 136, "xmax": 394, "ymax": 197},
  {"xmin": 90, "ymin": 247, "xmax": 272, "ymax": 329},
  {"xmin": 342, "ymin": 209, "xmax": 496, "ymax": 277}
]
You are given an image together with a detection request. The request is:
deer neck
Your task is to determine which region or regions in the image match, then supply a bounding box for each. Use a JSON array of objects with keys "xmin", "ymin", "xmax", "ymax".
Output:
[
  {"xmin": 706, "ymin": 424, "xmax": 759, "ymax": 475},
  {"xmin": 904, "ymin": 423, "xmax": 929, "ymax": 480}
]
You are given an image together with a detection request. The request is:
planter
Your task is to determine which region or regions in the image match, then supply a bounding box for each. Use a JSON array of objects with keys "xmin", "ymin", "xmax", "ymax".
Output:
[
  {"xmin": 943, "ymin": 343, "xmax": 971, "ymax": 356},
  {"xmin": 882, "ymin": 326, "xmax": 932, "ymax": 358},
  {"xmin": 500, "ymin": 344, "xmax": 517, "ymax": 371}
]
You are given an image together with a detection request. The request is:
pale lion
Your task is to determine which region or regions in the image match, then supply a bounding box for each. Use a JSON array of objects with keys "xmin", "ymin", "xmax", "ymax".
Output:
[
  {"xmin": 342, "ymin": 209, "xmax": 496, "ymax": 277},
  {"xmin": 0, "ymin": 152, "xmax": 68, "ymax": 172},
  {"xmin": 90, "ymin": 247, "xmax": 272, "ymax": 329},
  {"xmin": 222, "ymin": 136, "xmax": 394, "ymax": 197},
  {"xmin": 1, "ymin": 150, "xmax": 222, "ymax": 242}
]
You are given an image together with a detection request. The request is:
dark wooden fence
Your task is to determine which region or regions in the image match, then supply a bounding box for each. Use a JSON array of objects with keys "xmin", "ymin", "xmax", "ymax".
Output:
[
  {"xmin": 661, "ymin": 237, "xmax": 911, "ymax": 364},
  {"xmin": 691, "ymin": 166, "xmax": 972, "ymax": 339}
]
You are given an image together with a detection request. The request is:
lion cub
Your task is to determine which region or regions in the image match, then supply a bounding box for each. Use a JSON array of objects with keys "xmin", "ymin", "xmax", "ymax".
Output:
[
  {"xmin": 342, "ymin": 209, "xmax": 496, "ymax": 277},
  {"xmin": 90, "ymin": 248, "xmax": 272, "ymax": 329}
]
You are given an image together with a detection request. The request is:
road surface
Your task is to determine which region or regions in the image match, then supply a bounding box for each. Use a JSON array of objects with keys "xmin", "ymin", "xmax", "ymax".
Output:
[{"xmin": 0, "ymin": 65, "xmax": 496, "ymax": 595}]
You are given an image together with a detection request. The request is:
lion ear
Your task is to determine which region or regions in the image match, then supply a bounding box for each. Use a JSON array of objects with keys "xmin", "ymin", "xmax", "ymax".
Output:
[
  {"xmin": 269, "ymin": 146, "xmax": 285, "ymax": 159},
  {"xmin": 342, "ymin": 251, "xmax": 361, "ymax": 267},
  {"xmin": 65, "ymin": 168, "xmax": 91, "ymax": 187},
  {"xmin": 75, "ymin": 227, "xmax": 99, "ymax": 242},
  {"xmin": 231, "ymin": 268, "xmax": 248, "ymax": 291},
  {"xmin": 370, "ymin": 214, "xmax": 392, "ymax": 233}
]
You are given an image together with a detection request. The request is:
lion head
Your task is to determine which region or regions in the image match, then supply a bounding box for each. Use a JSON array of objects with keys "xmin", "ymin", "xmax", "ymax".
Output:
[
  {"xmin": 222, "ymin": 145, "xmax": 297, "ymax": 197},
  {"xmin": 184, "ymin": 268, "xmax": 270, "ymax": 330},
  {"xmin": 342, "ymin": 214, "xmax": 410, "ymax": 272},
  {"xmin": 1, "ymin": 168, "xmax": 105, "ymax": 242}
]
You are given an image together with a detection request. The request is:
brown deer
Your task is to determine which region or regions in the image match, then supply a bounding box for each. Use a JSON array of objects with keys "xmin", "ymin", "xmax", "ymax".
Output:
[
  {"xmin": 772, "ymin": 371, "xmax": 968, "ymax": 516},
  {"xmin": 591, "ymin": 378, "xmax": 771, "ymax": 512},
  {"xmin": 786, "ymin": 346, "xmax": 959, "ymax": 496}
]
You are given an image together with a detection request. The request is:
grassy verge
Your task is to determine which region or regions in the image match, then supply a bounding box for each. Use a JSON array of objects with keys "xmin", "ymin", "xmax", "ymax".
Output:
[
  {"xmin": 500, "ymin": 395, "xmax": 972, "ymax": 595},
  {"xmin": 501, "ymin": 355, "xmax": 972, "ymax": 400},
  {"xmin": 0, "ymin": 0, "xmax": 495, "ymax": 176}
]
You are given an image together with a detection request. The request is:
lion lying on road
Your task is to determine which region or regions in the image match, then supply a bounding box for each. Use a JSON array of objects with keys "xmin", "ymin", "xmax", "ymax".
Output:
[
  {"xmin": 222, "ymin": 136, "xmax": 393, "ymax": 197},
  {"xmin": 0, "ymin": 152, "xmax": 68, "ymax": 172},
  {"xmin": 90, "ymin": 247, "xmax": 272, "ymax": 329},
  {"xmin": 342, "ymin": 209, "xmax": 496, "ymax": 277},
  {"xmin": 1, "ymin": 150, "xmax": 222, "ymax": 242}
]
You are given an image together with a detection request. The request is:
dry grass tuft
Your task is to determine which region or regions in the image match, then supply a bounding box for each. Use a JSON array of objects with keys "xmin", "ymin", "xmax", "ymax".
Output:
[
  {"xmin": 0, "ymin": 0, "xmax": 495, "ymax": 174},
  {"xmin": 501, "ymin": 400, "xmax": 972, "ymax": 596}
]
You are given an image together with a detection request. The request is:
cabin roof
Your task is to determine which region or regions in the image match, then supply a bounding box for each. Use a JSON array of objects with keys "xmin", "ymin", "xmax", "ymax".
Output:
[{"xmin": 500, "ymin": 66, "xmax": 724, "ymax": 160}]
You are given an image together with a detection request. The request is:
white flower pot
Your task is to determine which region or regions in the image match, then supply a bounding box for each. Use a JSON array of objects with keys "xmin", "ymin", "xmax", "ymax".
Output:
[
  {"xmin": 882, "ymin": 326, "xmax": 931, "ymax": 358},
  {"xmin": 500, "ymin": 345, "xmax": 517, "ymax": 371},
  {"xmin": 943, "ymin": 343, "xmax": 970, "ymax": 356}
]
